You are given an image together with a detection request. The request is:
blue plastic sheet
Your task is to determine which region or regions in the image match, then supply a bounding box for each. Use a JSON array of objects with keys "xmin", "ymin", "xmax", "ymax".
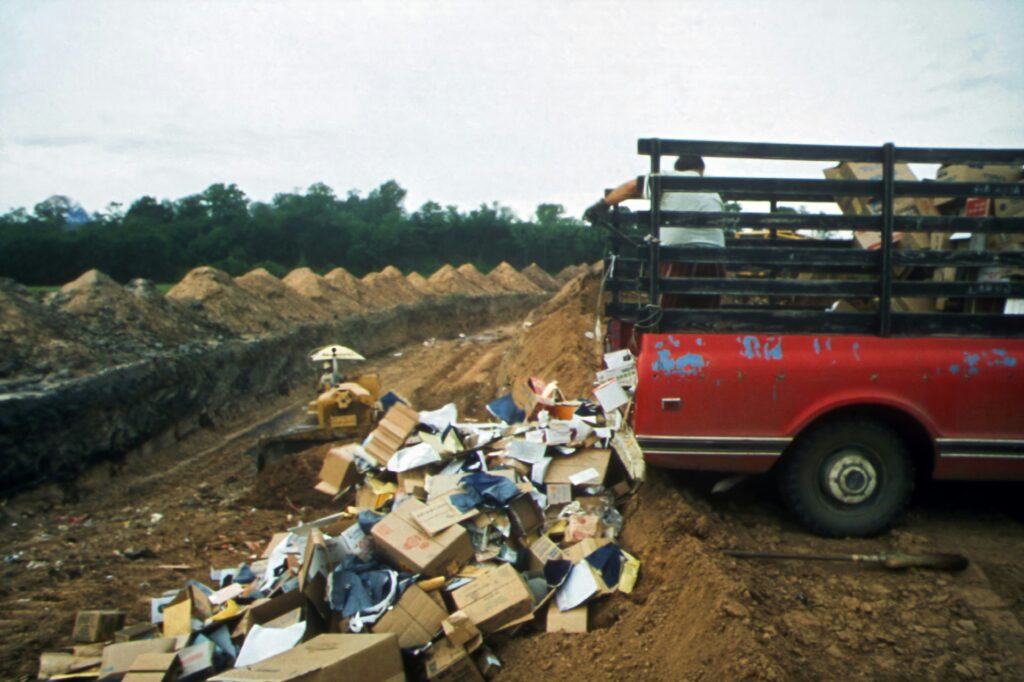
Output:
[{"xmin": 486, "ymin": 393, "xmax": 525, "ymax": 425}]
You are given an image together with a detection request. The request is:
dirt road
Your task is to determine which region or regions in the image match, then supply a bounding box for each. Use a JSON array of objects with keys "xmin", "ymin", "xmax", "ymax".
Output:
[{"xmin": 2, "ymin": 322, "xmax": 1022, "ymax": 680}]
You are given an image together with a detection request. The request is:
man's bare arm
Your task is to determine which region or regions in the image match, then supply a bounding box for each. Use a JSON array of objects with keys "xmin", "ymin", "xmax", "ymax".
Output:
[{"xmin": 603, "ymin": 177, "xmax": 643, "ymax": 206}]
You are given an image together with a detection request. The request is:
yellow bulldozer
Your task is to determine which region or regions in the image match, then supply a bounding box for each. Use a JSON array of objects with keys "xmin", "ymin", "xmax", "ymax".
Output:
[{"xmin": 253, "ymin": 344, "xmax": 382, "ymax": 471}]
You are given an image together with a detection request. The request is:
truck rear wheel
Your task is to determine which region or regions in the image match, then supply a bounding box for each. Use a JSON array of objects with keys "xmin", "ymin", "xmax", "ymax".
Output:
[{"xmin": 780, "ymin": 418, "xmax": 913, "ymax": 537}]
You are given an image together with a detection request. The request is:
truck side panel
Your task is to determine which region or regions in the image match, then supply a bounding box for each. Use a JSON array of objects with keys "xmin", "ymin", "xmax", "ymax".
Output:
[{"xmin": 634, "ymin": 333, "xmax": 1024, "ymax": 479}]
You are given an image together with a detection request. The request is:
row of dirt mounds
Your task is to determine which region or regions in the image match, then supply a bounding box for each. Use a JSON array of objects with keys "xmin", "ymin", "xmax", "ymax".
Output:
[{"xmin": 0, "ymin": 262, "xmax": 574, "ymax": 382}]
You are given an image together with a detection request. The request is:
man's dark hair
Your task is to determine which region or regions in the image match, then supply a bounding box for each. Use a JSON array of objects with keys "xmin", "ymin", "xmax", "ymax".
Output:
[{"xmin": 674, "ymin": 154, "xmax": 706, "ymax": 172}]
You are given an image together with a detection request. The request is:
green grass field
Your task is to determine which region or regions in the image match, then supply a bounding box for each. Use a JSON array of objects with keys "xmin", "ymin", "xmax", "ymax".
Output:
[{"xmin": 26, "ymin": 283, "xmax": 174, "ymax": 295}]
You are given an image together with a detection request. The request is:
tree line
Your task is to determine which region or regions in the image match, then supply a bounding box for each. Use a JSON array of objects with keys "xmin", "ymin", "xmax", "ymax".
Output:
[{"xmin": 0, "ymin": 181, "xmax": 605, "ymax": 285}]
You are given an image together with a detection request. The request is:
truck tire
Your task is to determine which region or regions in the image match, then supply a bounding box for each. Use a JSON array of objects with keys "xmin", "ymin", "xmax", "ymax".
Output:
[{"xmin": 780, "ymin": 418, "xmax": 914, "ymax": 538}]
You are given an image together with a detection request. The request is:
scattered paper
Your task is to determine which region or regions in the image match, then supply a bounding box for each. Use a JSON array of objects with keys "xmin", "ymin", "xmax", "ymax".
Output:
[
  {"xmin": 556, "ymin": 562, "xmax": 599, "ymax": 611},
  {"xmin": 604, "ymin": 349, "xmax": 634, "ymax": 370},
  {"xmin": 593, "ymin": 379, "xmax": 629, "ymax": 413},
  {"xmin": 208, "ymin": 582, "xmax": 244, "ymax": 606},
  {"xmin": 506, "ymin": 440, "xmax": 547, "ymax": 464},
  {"xmin": 568, "ymin": 467, "xmax": 601, "ymax": 486},
  {"xmin": 387, "ymin": 442, "xmax": 442, "ymax": 473},
  {"xmin": 419, "ymin": 403, "xmax": 458, "ymax": 432},
  {"xmin": 234, "ymin": 621, "xmax": 306, "ymax": 668}
]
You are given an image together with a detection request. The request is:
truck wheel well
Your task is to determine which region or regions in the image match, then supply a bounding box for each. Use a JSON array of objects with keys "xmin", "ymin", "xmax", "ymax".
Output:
[{"xmin": 782, "ymin": 405, "xmax": 935, "ymax": 481}]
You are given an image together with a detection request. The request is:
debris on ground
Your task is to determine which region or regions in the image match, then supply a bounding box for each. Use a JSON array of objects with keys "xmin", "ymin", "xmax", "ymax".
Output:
[{"xmin": 34, "ymin": 349, "xmax": 645, "ymax": 680}]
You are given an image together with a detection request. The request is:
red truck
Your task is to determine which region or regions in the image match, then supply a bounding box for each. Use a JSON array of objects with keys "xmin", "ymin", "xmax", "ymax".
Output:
[{"xmin": 603, "ymin": 139, "xmax": 1024, "ymax": 537}]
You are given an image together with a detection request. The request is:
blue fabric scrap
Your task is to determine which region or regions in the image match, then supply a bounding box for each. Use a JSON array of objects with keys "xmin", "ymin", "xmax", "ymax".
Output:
[
  {"xmin": 585, "ymin": 543, "xmax": 623, "ymax": 588},
  {"xmin": 450, "ymin": 472, "xmax": 521, "ymax": 512}
]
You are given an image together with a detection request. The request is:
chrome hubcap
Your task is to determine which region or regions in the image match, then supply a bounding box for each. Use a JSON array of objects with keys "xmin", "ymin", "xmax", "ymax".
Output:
[{"xmin": 825, "ymin": 451, "xmax": 878, "ymax": 504}]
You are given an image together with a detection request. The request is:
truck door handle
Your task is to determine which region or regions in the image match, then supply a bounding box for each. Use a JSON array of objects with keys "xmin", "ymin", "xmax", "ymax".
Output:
[{"xmin": 662, "ymin": 397, "xmax": 682, "ymax": 411}]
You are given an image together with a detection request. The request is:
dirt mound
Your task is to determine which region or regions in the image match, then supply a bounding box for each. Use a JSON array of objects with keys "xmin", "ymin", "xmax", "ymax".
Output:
[
  {"xmin": 235, "ymin": 268, "xmax": 321, "ymax": 325},
  {"xmin": 497, "ymin": 470, "xmax": 778, "ymax": 681},
  {"xmin": 0, "ymin": 278, "xmax": 100, "ymax": 378},
  {"xmin": 283, "ymin": 268, "xmax": 362, "ymax": 317},
  {"xmin": 487, "ymin": 262, "xmax": 544, "ymax": 294},
  {"xmin": 168, "ymin": 266, "xmax": 287, "ymax": 335},
  {"xmin": 555, "ymin": 263, "xmax": 588, "ymax": 283},
  {"xmin": 52, "ymin": 270, "xmax": 222, "ymax": 350},
  {"xmin": 521, "ymin": 262, "xmax": 560, "ymax": 291},
  {"xmin": 250, "ymin": 443, "xmax": 339, "ymax": 510},
  {"xmin": 427, "ymin": 264, "xmax": 479, "ymax": 296},
  {"xmin": 405, "ymin": 271, "xmax": 435, "ymax": 297},
  {"xmin": 376, "ymin": 266, "xmax": 426, "ymax": 305},
  {"xmin": 324, "ymin": 267, "xmax": 382, "ymax": 311},
  {"xmin": 498, "ymin": 265, "xmax": 605, "ymax": 402},
  {"xmin": 457, "ymin": 263, "xmax": 504, "ymax": 295}
]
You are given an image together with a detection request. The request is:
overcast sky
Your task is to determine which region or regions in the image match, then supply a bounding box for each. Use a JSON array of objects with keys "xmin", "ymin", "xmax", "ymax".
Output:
[{"xmin": 1, "ymin": 0, "xmax": 1022, "ymax": 219}]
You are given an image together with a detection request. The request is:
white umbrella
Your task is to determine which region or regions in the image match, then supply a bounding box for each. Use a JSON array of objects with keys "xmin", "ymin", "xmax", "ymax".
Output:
[{"xmin": 309, "ymin": 344, "xmax": 365, "ymax": 362}]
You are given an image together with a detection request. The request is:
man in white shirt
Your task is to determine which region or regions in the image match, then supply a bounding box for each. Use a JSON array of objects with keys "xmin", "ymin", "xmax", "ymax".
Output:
[{"xmin": 584, "ymin": 154, "xmax": 726, "ymax": 308}]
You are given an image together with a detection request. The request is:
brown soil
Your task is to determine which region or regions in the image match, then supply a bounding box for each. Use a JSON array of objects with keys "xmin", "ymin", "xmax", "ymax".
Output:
[
  {"xmin": 166, "ymin": 266, "xmax": 288, "ymax": 336},
  {"xmin": 521, "ymin": 262, "xmax": 560, "ymax": 291},
  {"xmin": 555, "ymin": 263, "xmax": 588, "ymax": 283},
  {"xmin": 282, "ymin": 267, "xmax": 362, "ymax": 316},
  {"xmin": 498, "ymin": 264, "xmax": 605, "ymax": 403},
  {"xmin": 323, "ymin": 267, "xmax": 380, "ymax": 310},
  {"xmin": 405, "ymin": 271, "xmax": 435, "ymax": 297},
  {"xmin": 234, "ymin": 268, "xmax": 322, "ymax": 325},
  {"xmin": 457, "ymin": 263, "xmax": 505, "ymax": 295},
  {"xmin": 378, "ymin": 265, "xmax": 426, "ymax": 305},
  {"xmin": 428, "ymin": 264, "xmax": 479, "ymax": 296},
  {"xmin": 3, "ymin": 269, "xmax": 1022, "ymax": 681},
  {"xmin": 488, "ymin": 262, "xmax": 545, "ymax": 294},
  {"xmin": 0, "ymin": 278, "xmax": 100, "ymax": 379},
  {"xmin": 51, "ymin": 269, "xmax": 222, "ymax": 353}
]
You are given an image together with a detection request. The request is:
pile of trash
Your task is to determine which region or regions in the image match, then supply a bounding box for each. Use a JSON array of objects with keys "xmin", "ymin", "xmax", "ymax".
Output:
[{"xmin": 38, "ymin": 350, "xmax": 644, "ymax": 681}]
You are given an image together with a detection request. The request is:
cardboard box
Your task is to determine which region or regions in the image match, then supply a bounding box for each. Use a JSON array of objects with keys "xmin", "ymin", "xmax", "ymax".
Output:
[
  {"xmin": 233, "ymin": 590, "xmax": 307, "ymax": 638},
  {"xmin": 451, "ymin": 564, "xmax": 534, "ymax": 634},
  {"xmin": 824, "ymin": 162, "xmax": 936, "ymax": 251},
  {"xmin": 425, "ymin": 637, "xmax": 485, "ymax": 682},
  {"xmin": 934, "ymin": 164, "xmax": 1023, "ymax": 208},
  {"xmin": 546, "ymin": 601, "xmax": 588, "ymax": 633},
  {"xmin": 546, "ymin": 483, "xmax": 572, "ymax": 506},
  {"xmin": 506, "ymin": 494, "xmax": 544, "ymax": 537},
  {"xmin": 121, "ymin": 653, "xmax": 179, "ymax": 682},
  {"xmin": 299, "ymin": 530, "xmax": 332, "ymax": 620},
  {"xmin": 314, "ymin": 446, "xmax": 361, "ymax": 496},
  {"xmin": 442, "ymin": 611, "xmax": 483, "ymax": 653},
  {"xmin": 37, "ymin": 652, "xmax": 102, "ymax": 679},
  {"xmin": 364, "ymin": 403, "xmax": 420, "ymax": 466},
  {"xmin": 371, "ymin": 498, "xmax": 474, "ymax": 577},
  {"xmin": 528, "ymin": 534, "xmax": 564, "ymax": 572},
  {"xmin": 99, "ymin": 638, "xmax": 177, "ymax": 678},
  {"xmin": 211, "ymin": 633, "xmax": 404, "ymax": 682},
  {"xmin": 115, "ymin": 622, "xmax": 159, "ymax": 643},
  {"xmin": 995, "ymin": 182, "xmax": 1024, "ymax": 218},
  {"xmin": 73, "ymin": 609, "xmax": 125, "ymax": 643},
  {"xmin": 544, "ymin": 449, "xmax": 611, "ymax": 486},
  {"xmin": 411, "ymin": 493, "xmax": 480, "ymax": 536},
  {"xmin": 373, "ymin": 585, "xmax": 447, "ymax": 648}
]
